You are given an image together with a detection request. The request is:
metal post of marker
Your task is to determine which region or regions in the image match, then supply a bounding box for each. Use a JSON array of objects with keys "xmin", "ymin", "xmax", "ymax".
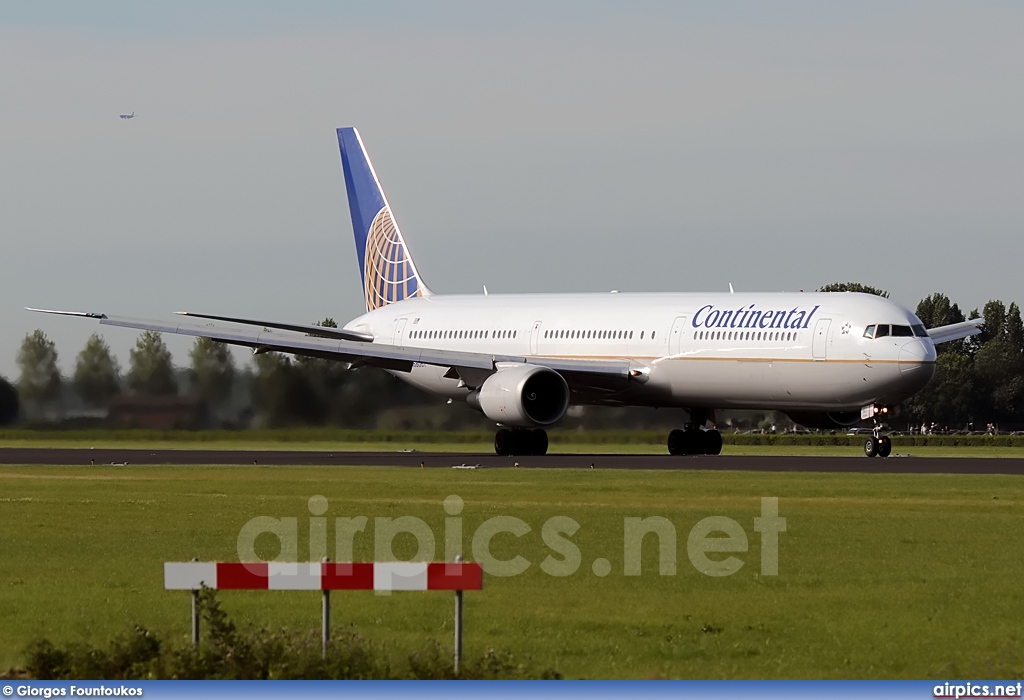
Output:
[
  {"xmin": 322, "ymin": 557, "xmax": 330, "ymax": 658},
  {"xmin": 454, "ymin": 555, "xmax": 464, "ymax": 675},
  {"xmin": 191, "ymin": 557, "xmax": 200, "ymax": 647}
]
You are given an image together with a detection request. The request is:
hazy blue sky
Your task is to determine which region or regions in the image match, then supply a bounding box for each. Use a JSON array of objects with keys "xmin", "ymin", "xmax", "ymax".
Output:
[{"xmin": 2, "ymin": 2, "xmax": 1022, "ymax": 380}]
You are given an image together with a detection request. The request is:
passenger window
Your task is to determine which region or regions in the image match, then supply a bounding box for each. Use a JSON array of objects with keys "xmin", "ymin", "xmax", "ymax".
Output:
[{"xmin": 875, "ymin": 325, "xmax": 890, "ymax": 338}]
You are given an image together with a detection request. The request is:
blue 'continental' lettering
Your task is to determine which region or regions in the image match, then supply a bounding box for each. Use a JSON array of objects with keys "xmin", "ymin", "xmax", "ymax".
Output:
[{"xmin": 693, "ymin": 304, "xmax": 819, "ymax": 330}]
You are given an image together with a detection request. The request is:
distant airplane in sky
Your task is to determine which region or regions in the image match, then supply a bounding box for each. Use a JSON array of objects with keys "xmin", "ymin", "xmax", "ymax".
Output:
[
  {"xmin": 119, "ymin": 112, "xmax": 134, "ymax": 120},
  {"xmin": 31, "ymin": 127, "xmax": 985, "ymax": 458}
]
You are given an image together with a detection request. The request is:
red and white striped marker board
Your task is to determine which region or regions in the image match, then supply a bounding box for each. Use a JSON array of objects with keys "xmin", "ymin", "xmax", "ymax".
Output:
[{"xmin": 164, "ymin": 562, "xmax": 483, "ymax": 591}]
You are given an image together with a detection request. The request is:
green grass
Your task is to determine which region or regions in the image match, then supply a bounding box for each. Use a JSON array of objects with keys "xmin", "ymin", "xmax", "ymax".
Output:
[{"xmin": 2, "ymin": 464, "xmax": 1024, "ymax": 678}]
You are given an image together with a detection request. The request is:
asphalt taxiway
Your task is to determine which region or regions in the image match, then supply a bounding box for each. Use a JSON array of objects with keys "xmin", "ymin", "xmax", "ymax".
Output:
[{"xmin": 1, "ymin": 448, "xmax": 1023, "ymax": 475}]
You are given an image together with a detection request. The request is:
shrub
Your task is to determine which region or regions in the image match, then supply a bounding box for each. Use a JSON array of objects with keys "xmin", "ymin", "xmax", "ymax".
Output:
[{"xmin": 19, "ymin": 588, "xmax": 559, "ymax": 680}]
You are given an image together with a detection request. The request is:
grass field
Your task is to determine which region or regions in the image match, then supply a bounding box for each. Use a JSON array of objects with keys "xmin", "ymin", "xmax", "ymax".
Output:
[{"xmin": 1, "ymin": 464, "xmax": 1023, "ymax": 678}]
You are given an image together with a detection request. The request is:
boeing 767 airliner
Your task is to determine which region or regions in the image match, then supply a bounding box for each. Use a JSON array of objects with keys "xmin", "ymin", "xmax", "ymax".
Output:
[{"xmin": 31, "ymin": 127, "xmax": 985, "ymax": 457}]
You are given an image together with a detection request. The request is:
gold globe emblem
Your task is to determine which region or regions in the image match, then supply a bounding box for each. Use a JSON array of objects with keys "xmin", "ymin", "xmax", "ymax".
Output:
[{"xmin": 364, "ymin": 207, "xmax": 422, "ymax": 311}]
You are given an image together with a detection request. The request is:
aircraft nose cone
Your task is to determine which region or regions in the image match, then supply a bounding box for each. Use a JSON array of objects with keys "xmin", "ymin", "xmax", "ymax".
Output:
[{"xmin": 899, "ymin": 339, "xmax": 927, "ymax": 373}]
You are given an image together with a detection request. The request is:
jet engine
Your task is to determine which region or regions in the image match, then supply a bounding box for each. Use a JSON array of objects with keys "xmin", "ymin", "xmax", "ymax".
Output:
[
  {"xmin": 466, "ymin": 365, "xmax": 570, "ymax": 428},
  {"xmin": 785, "ymin": 411, "xmax": 862, "ymax": 430}
]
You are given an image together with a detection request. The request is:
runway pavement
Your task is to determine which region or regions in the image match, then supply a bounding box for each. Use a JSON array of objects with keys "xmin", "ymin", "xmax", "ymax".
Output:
[{"xmin": 1, "ymin": 447, "xmax": 1024, "ymax": 474}]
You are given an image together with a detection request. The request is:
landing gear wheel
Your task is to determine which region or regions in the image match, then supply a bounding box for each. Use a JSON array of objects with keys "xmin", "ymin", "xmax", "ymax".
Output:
[
  {"xmin": 864, "ymin": 436, "xmax": 880, "ymax": 458},
  {"xmin": 705, "ymin": 429, "xmax": 723, "ymax": 455},
  {"xmin": 495, "ymin": 428, "xmax": 513, "ymax": 456},
  {"xmin": 667, "ymin": 429, "xmax": 686, "ymax": 456},
  {"xmin": 878, "ymin": 435, "xmax": 892, "ymax": 458},
  {"xmin": 531, "ymin": 429, "xmax": 549, "ymax": 456}
]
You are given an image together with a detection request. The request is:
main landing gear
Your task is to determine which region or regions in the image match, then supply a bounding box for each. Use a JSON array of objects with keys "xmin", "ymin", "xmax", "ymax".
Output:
[
  {"xmin": 863, "ymin": 408, "xmax": 893, "ymax": 458},
  {"xmin": 668, "ymin": 428, "xmax": 723, "ymax": 455},
  {"xmin": 668, "ymin": 409, "xmax": 723, "ymax": 456},
  {"xmin": 495, "ymin": 428, "xmax": 548, "ymax": 456}
]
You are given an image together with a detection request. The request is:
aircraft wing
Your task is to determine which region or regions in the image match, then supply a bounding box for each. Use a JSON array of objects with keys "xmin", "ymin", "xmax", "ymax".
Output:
[
  {"xmin": 927, "ymin": 318, "xmax": 985, "ymax": 345},
  {"xmin": 27, "ymin": 309, "xmax": 636, "ymax": 390},
  {"xmin": 173, "ymin": 311, "xmax": 374, "ymax": 342}
]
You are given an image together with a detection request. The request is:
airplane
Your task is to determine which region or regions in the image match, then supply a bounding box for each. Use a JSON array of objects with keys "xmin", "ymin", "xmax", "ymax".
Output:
[
  {"xmin": 29, "ymin": 127, "xmax": 985, "ymax": 458},
  {"xmin": 119, "ymin": 112, "xmax": 135, "ymax": 120}
]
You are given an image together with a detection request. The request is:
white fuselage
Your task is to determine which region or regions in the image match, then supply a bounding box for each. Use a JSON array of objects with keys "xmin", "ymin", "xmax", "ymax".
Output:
[{"xmin": 344, "ymin": 291, "xmax": 936, "ymax": 412}]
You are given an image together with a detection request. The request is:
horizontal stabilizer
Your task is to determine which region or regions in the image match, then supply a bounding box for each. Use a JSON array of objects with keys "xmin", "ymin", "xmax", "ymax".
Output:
[{"xmin": 928, "ymin": 318, "xmax": 985, "ymax": 345}]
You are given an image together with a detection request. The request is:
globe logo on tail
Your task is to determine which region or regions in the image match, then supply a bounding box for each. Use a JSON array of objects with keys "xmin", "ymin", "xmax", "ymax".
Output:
[{"xmin": 363, "ymin": 206, "xmax": 423, "ymax": 311}]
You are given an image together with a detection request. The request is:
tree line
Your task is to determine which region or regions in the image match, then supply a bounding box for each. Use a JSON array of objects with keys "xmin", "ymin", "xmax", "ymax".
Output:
[
  {"xmin": 2, "ymin": 290, "xmax": 1023, "ymax": 431},
  {"xmin": 4, "ymin": 319, "xmax": 458, "ymax": 430}
]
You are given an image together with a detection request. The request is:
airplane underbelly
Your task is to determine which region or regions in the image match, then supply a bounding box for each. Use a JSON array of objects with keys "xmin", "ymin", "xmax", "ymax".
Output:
[
  {"xmin": 651, "ymin": 357, "xmax": 868, "ymax": 409},
  {"xmin": 653, "ymin": 358, "xmax": 782, "ymax": 406}
]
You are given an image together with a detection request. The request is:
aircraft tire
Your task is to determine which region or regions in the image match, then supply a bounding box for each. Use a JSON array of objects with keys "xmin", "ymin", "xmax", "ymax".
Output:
[
  {"xmin": 878, "ymin": 435, "xmax": 892, "ymax": 458},
  {"xmin": 494, "ymin": 429, "xmax": 513, "ymax": 456},
  {"xmin": 667, "ymin": 429, "xmax": 686, "ymax": 456},
  {"xmin": 705, "ymin": 430, "xmax": 723, "ymax": 455},
  {"xmin": 531, "ymin": 429, "xmax": 548, "ymax": 456},
  {"xmin": 864, "ymin": 436, "xmax": 880, "ymax": 458}
]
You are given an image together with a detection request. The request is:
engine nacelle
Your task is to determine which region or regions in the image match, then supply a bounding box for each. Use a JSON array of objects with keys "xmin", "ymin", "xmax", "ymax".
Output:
[
  {"xmin": 785, "ymin": 411, "xmax": 862, "ymax": 430},
  {"xmin": 467, "ymin": 365, "xmax": 569, "ymax": 428}
]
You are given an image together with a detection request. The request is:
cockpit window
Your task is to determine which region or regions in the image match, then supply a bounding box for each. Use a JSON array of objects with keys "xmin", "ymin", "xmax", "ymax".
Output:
[
  {"xmin": 863, "ymin": 325, "xmax": 876, "ymax": 339},
  {"xmin": 912, "ymin": 324, "xmax": 928, "ymax": 338},
  {"xmin": 874, "ymin": 324, "xmax": 890, "ymax": 338},
  {"xmin": 892, "ymin": 325, "xmax": 914, "ymax": 337}
]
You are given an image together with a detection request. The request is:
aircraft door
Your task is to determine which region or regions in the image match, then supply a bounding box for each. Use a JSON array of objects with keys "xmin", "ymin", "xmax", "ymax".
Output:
[
  {"xmin": 393, "ymin": 318, "xmax": 408, "ymax": 347},
  {"xmin": 812, "ymin": 319, "xmax": 831, "ymax": 360},
  {"xmin": 530, "ymin": 321, "xmax": 542, "ymax": 354},
  {"xmin": 669, "ymin": 316, "xmax": 688, "ymax": 355}
]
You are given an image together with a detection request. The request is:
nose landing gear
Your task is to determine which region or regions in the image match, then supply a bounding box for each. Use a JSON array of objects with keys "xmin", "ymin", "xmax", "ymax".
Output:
[
  {"xmin": 863, "ymin": 433, "xmax": 892, "ymax": 458},
  {"xmin": 863, "ymin": 408, "xmax": 893, "ymax": 458}
]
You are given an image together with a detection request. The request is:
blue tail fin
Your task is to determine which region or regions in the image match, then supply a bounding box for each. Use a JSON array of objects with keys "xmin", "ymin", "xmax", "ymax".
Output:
[{"xmin": 337, "ymin": 127, "xmax": 431, "ymax": 312}]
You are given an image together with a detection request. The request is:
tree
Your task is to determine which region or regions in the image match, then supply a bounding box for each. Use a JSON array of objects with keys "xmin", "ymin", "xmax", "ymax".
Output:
[
  {"xmin": 979, "ymin": 300, "xmax": 1007, "ymax": 346},
  {"xmin": 73, "ymin": 334, "xmax": 121, "ymax": 408},
  {"xmin": 973, "ymin": 338, "xmax": 1024, "ymax": 423},
  {"xmin": 915, "ymin": 293, "xmax": 965, "ymax": 329},
  {"xmin": 1005, "ymin": 302, "xmax": 1024, "ymax": 353},
  {"xmin": 817, "ymin": 282, "xmax": 889, "ymax": 298},
  {"xmin": 251, "ymin": 351, "xmax": 325, "ymax": 427},
  {"xmin": 308, "ymin": 317, "xmax": 338, "ymax": 338},
  {"xmin": 127, "ymin": 331, "xmax": 178, "ymax": 396},
  {"xmin": 902, "ymin": 352, "xmax": 980, "ymax": 428},
  {"xmin": 189, "ymin": 337, "xmax": 235, "ymax": 407},
  {"xmin": 0, "ymin": 377, "xmax": 19, "ymax": 426},
  {"xmin": 916, "ymin": 293, "xmax": 966, "ymax": 355},
  {"xmin": 17, "ymin": 330, "xmax": 62, "ymax": 411}
]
